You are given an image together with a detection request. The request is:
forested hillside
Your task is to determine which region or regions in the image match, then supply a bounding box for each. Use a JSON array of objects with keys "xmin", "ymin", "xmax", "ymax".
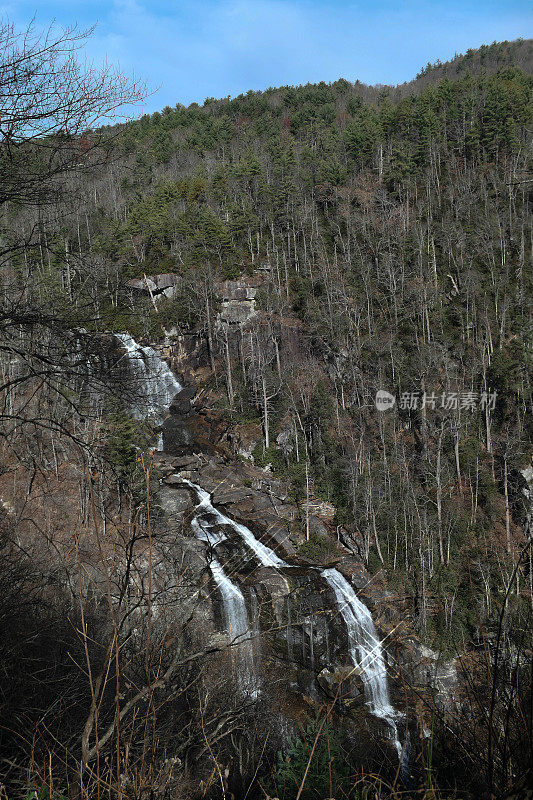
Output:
[
  {"xmin": 407, "ymin": 38, "xmax": 533, "ymax": 91},
  {"xmin": 50, "ymin": 41, "xmax": 533, "ymax": 638},
  {"xmin": 1, "ymin": 30, "xmax": 532, "ymax": 799}
]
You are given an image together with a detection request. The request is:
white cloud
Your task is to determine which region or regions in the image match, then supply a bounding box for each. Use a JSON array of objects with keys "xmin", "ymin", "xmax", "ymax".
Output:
[{"xmin": 3, "ymin": 0, "xmax": 530, "ymax": 112}]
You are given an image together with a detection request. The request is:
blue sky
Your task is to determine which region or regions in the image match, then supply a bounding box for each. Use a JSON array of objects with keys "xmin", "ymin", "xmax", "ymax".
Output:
[{"xmin": 2, "ymin": 1, "xmax": 531, "ymax": 114}]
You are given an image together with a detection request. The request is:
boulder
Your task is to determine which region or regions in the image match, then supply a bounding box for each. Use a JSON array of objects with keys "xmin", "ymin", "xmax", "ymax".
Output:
[
  {"xmin": 126, "ymin": 276, "xmax": 157, "ymax": 294},
  {"xmin": 308, "ymin": 514, "xmax": 330, "ymax": 538},
  {"xmin": 125, "ymin": 273, "xmax": 179, "ymax": 300},
  {"xmin": 156, "ymin": 484, "xmax": 196, "ymax": 521},
  {"xmin": 251, "ymin": 493, "xmax": 275, "ymax": 513},
  {"xmin": 153, "ymin": 273, "xmax": 179, "ymax": 297},
  {"xmin": 211, "ymin": 484, "xmax": 254, "ymax": 506},
  {"xmin": 169, "ymin": 386, "xmax": 196, "ymax": 415},
  {"xmin": 219, "ymin": 281, "xmax": 257, "ymax": 302},
  {"xmin": 276, "ymin": 428, "xmax": 293, "ymax": 456},
  {"xmin": 217, "ymin": 280, "xmax": 258, "ymax": 326},
  {"xmin": 162, "ymin": 416, "xmax": 194, "ymax": 455},
  {"xmin": 317, "ymin": 667, "xmax": 364, "ymax": 701},
  {"xmin": 171, "ymin": 455, "xmax": 201, "ymax": 469},
  {"xmin": 219, "ymin": 299, "xmax": 257, "ymax": 326},
  {"xmin": 164, "ymin": 474, "xmax": 186, "ymax": 486}
]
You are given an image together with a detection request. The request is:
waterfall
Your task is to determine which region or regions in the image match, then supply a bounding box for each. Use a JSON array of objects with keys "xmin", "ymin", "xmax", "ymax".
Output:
[
  {"xmin": 189, "ymin": 490, "xmax": 257, "ymax": 694},
  {"xmin": 112, "ymin": 335, "xmax": 401, "ymax": 743},
  {"xmin": 115, "ymin": 333, "xmax": 182, "ymax": 422},
  {"xmin": 180, "ymin": 478, "xmax": 288, "ymax": 568},
  {"xmin": 182, "ymin": 477, "xmax": 401, "ymax": 753},
  {"xmin": 209, "ymin": 556, "xmax": 256, "ymax": 693},
  {"xmin": 322, "ymin": 568, "xmax": 402, "ymax": 757}
]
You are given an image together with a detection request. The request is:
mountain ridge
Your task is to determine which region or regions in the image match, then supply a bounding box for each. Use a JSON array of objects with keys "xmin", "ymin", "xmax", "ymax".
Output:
[{"xmin": 161, "ymin": 38, "xmax": 533, "ymax": 114}]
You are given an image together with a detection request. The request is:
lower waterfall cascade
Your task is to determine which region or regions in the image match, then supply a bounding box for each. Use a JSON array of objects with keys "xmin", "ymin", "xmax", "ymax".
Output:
[
  {"xmin": 321, "ymin": 568, "xmax": 402, "ymax": 757},
  {"xmin": 181, "ymin": 477, "xmax": 403, "ymax": 756},
  {"xmin": 120, "ymin": 334, "xmax": 404, "ymax": 758},
  {"xmin": 207, "ymin": 556, "xmax": 257, "ymax": 694}
]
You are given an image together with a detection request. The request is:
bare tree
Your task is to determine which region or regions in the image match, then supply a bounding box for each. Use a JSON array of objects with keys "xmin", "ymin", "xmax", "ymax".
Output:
[
  {"xmin": 0, "ymin": 18, "xmax": 148, "ymax": 443},
  {"xmin": 0, "ymin": 18, "xmax": 147, "ymax": 207}
]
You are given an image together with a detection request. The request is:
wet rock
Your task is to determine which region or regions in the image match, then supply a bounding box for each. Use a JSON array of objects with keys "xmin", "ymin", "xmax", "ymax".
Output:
[
  {"xmin": 211, "ymin": 484, "xmax": 254, "ymax": 506},
  {"xmin": 342, "ymin": 562, "xmax": 373, "ymax": 591},
  {"xmin": 317, "ymin": 667, "xmax": 362, "ymax": 700},
  {"xmin": 163, "ymin": 474, "xmax": 185, "ymax": 486},
  {"xmin": 169, "ymin": 386, "xmax": 196, "ymax": 415},
  {"xmin": 233, "ymin": 496, "xmax": 257, "ymax": 515},
  {"xmin": 162, "ymin": 416, "xmax": 194, "ymax": 455}
]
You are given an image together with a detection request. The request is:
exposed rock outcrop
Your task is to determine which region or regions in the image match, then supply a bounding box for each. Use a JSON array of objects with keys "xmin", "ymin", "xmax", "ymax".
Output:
[{"xmin": 218, "ymin": 280, "xmax": 258, "ymax": 326}]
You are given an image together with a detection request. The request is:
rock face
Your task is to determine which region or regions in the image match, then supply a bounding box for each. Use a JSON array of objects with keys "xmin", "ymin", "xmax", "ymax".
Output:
[
  {"xmin": 169, "ymin": 385, "xmax": 196, "ymax": 415},
  {"xmin": 399, "ymin": 639, "xmax": 458, "ymax": 705},
  {"xmin": 151, "ymin": 450, "xmax": 420, "ymax": 787},
  {"xmin": 154, "ymin": 458, "xmax": 371, "ymax": 707},
  {"xmin": 218, "ymin": 280, "xmax": 258, "ymax": 326},
  {"xmin": 126, "ymin": 273, "xmax": 180, "ymax": 300},
  {"xmin": 154, "ymin": 379, "xmax": 458, "ymax": 718}
]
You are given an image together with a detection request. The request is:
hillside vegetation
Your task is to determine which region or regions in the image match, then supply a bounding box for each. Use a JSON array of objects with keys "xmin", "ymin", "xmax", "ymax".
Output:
[
  {"xmin": 5, "ymin": 34, "xmax": 532, "ymax": 653},
  {"xmin": 59, "ymin": 42, "xmax": 533, "ymax": 630}
]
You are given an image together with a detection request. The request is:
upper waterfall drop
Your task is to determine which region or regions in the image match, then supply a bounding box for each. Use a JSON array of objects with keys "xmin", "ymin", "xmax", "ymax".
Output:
[
  {"xmin": 115, "ymin": 333, "xmax": 182, "ymax": 421},
  {"xmin": 322, "ymin": 567, "xmax": 402, "ymax": 757}
]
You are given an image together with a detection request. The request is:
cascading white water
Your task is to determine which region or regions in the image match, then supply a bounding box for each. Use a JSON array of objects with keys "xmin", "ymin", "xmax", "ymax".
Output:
[
  {"xmin": 190, "ymin": 516, "xmax": 227, "ymax": 547},
  {"xmin": 322, "ymin": 567, "xmax": 402, "ymax": 757},
  {"xmin": 180, "ymin": 478, "xmax": 288, "ymax": 568},
  {"xmin": 189, "ymin": 490, "xmax": 257, "ymax": 693},
  {"xmin": 183, "ymin": 478, "xmax": 401, "ymax": 751},
  {"xmin": 182, "ymin": 477, "xmax": 401, "ymax": 751},
  {"xmin": 209, "ymin": 556, "xmax": 256, "ymax": 691},
  {"xmin": 115, "ymin": 333, "xmax": 182, "ymax": 422}
]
